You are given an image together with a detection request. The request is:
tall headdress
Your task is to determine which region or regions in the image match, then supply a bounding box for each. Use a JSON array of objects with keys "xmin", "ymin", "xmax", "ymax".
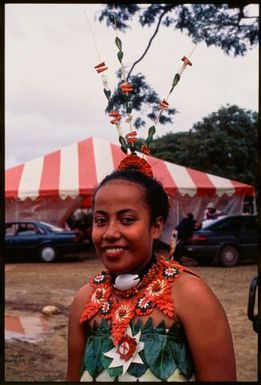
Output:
[{"xmin": 93, "ymin": 12, "xmax": 195, "ymax": 177}]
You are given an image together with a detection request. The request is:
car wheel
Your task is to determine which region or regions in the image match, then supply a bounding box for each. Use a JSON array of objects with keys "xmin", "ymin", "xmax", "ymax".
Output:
[
  {"xmin": 39, "ymin": 245, "xmax": 58, "ymax": 263},
  {"xmin": 218, "ymin": 245, "xmax": 239, "ymax": 267}
]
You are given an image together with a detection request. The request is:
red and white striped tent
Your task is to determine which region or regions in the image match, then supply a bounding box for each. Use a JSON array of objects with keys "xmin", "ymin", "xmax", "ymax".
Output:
[{"xmin": 5, "ymin": 137, "xmax": 255, "ymax": 242}]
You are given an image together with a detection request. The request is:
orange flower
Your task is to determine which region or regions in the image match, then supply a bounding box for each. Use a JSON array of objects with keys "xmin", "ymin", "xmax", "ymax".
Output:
[
  {"xmin": 127, "ymin": 137, "xmax": 137, "ymax": 144},
  {"xmin": 119, "ymin": 82, "xmax": 133, "ymax": 93},
  {"xmin": 114, "ymin": 303, "xmax": 133, "ymax": 322},
  {"xmin": 126, "ymin": 131, "xmax": 137, "ymax": 144},
  {"xmin": 111, "ymin": 300, "xmax": 136, "ymax": 345},
  {"xmin": 181, "ymin": 56, "xmax": 192, "ymax": 66},
  {"xmin": 141, "ymin": 144, "xmax": 150, "ymax": 155},
  {"xmin": 146, "ymin": 278, "xmax": 167, "ymax": 299},
  {"xmin": 94, "ymin": 61, "xmax": 108, "ymax": 73},
  {"xmin": 91, "ymin": 286, "xmax": 110, "ymax": 304},
  {"xmin": 126, "ymin": 131, "xmax": 137, "ymax": 137},
  {"xmin": 159, "ymin": 99, "xmax": 169, "ymax": 110},
  {"xmin": 157, "ymin": 296, "xmax": 175, "ymax": 318},
  {"xmin": 135, "ymin": 296, "xmax": 153, "ymax": 316},
  {"xmin": 109, "ymin": 111, "xmax": 121, "ymax": 117},
  {"xmin": 109, "ymin": 111, "xmax": 122, "ymax": 124}
]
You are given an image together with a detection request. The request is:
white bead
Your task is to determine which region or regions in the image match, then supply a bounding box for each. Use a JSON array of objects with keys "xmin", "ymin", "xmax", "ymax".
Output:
[{"xmin": 114, "ymin": 274, "xmax": 140, "ymax": 290}]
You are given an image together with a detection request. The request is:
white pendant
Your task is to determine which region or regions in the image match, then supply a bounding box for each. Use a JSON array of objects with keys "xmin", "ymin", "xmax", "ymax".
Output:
[{"xmin": 114, "ymin": 273, "xmax": 140, "ymax": 290}]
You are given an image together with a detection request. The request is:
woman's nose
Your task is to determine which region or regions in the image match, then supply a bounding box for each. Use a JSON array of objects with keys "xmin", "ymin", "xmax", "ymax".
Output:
[{"xmin": 102, "ymin": 221, "xmax": 121, "ymax": 240}]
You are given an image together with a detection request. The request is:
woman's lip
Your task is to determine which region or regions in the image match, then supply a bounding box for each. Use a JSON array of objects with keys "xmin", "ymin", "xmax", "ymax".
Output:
[{"xmin": 102, "ymin": 247, "xmax": 126, "ymax": 258}]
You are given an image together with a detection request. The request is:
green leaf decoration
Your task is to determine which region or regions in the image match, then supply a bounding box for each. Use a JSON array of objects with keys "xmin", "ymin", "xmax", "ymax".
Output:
[
  {"xmin": 155, "ymin": 320, "xmax": 166, "ymax": 334},
  {"xmin": 169, "ymin": 73, "xmax": 181, "ymax": 94},
  {"xmin": 126, "ymin": 101, "xmax": 133, "ymax": 114},
  {"xmin": 144, "ymin": 332, "xmax": 178, "ymax": 381},
  {"xmin": 98, "ymin": 318, "xmax": 111, "ymax": 335},
  {"xmin": 83, "ymin": 336, "xmax": 105, "ymax": 378},
  {"xmin": 103, "ymin": 88, "xmax": 111, "ymax": 101},
  {"xmin": 82, "ymin": 317, "xmax": 194, "ymax": 381},
  {"xmin": 143, "ymin": 317, "xmax": 154, "ymax": 332},
  {"xmin": 115, "ymin": 36, "xmax": 122, "ymax": 51},
  {"xmin": 119, "ymin": 135, "xmax": 128, "ymax": 154},
  {"xmin": 171, "ymin": 339, "xmax": 195, "ymax": 379},
  {"xmin": 132, "ymin": 319, "xmax": 143, "ymax": 335},
  {"xmin": 172, "ymin": 73, "xmax": 180, "ymax": 88},
  {"xmin": 117, "ymin": 50, "xmax": 124, "ymax": 63},
  {"xmin": 127, "ymin": 357, "xmax": 147, "ymax": 378},
  {"xmin": 107, "ymin": 100, "xmax": 114, "ymax": 112},
  {"xmin": 146, "ymin": 125, "xmax": 156, "ymax": 145}
]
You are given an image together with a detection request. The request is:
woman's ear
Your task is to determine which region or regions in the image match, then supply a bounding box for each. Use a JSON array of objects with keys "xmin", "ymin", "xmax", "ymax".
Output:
[{"xmin": 152, "ymin": 216, "xmax": 164, "ymax": 239}]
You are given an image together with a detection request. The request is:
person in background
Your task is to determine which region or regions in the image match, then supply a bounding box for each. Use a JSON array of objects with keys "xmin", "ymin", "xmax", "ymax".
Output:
[
  {"xmin": 204, "ymin": 202, "xmax": 222, "ymax": 220},
  {"xmin": 172, "ymin": 213, "xmax": 196, "ymax": 264}
]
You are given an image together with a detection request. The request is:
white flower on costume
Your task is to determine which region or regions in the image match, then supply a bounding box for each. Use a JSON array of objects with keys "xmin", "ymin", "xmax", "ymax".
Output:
[{"xmin": 104, "ymin": 326, "xmax": 144, "ymax": 375}]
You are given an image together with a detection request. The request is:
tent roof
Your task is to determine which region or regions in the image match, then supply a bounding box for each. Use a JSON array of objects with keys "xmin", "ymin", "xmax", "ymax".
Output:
[{"xmin": 5, "ymin": 137, "xmax": 255, "ymax": 200}]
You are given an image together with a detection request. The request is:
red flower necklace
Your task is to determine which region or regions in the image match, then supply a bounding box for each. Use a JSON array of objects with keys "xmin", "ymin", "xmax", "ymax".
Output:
[{"xmin": 80, "ymin": 256, "xmax": 183, "ymax": 346}]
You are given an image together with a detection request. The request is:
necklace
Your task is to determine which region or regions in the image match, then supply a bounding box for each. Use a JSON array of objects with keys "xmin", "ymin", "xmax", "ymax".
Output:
[
  {"xmin": 80, "ymin": 256, "xmax": 184, "ymax": 346},
  {"xmin": 112, "ymin": 254, "xmax": 159, "ymax": 298}
]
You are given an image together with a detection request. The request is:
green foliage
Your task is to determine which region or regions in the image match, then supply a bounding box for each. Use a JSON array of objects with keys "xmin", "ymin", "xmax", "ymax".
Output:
[
  {"xmin": 149, "ymin": 105, "xmax": 258, "ymax": 188},
  {"xmin": 98, "ymin": 4, "xmax": 258, "ymax": 128},
  {"xmin": 98, "ymin": 4, "xmax": 258, "ymax": 56}
]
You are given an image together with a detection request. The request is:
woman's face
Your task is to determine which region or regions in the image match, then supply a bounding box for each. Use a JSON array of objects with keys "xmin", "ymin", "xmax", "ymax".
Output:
[{"xmin": 92, "ymin": 179, "xmax": 163, "ymax": 274}]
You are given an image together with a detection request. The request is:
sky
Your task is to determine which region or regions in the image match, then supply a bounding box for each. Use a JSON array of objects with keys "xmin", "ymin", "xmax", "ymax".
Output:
[{"xmin": 5, "ymin": 3, "xmax": 259, "ymax": 169}]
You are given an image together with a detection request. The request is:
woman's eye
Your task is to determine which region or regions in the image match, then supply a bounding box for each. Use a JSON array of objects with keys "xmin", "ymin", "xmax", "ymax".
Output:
[
  {"xmin": 94, "ymin": 217, "xmax": 106, "ymax": 226},
  {"xmin": 121, "ymin": 217, "xmax": 136, "ymax": 224}
]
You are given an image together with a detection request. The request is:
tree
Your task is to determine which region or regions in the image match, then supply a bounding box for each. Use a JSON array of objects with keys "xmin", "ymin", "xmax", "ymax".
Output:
[
  {"xmin": 97, "ymin": 4, "xmax": 258, "ymax": 128},
  {"xmin": 149, "ymin": 105, "xmax": 258, "ymax": 188}
]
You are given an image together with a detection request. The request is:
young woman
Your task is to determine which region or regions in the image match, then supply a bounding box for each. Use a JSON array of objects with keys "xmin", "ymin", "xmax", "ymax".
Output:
[{"xmin": 67, "ymin": 169, "xmax": 236, "ymax": 382}]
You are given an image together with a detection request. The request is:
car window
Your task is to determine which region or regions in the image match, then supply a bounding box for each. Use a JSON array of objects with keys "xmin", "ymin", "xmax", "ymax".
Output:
[
  {"xmin": 15, "ymin": 223, "xmax": 38, "ymax": 235},
  {"xmin": 39, "ymin": 222, "xmax": 64, "ymax": 232},
  {"xmin": 27, "ymin": 224, "xmax": 38, "ymax": 233},
  {"xmin": 5, "ymin": 224, "xmax": 17, "ymax": 236}
]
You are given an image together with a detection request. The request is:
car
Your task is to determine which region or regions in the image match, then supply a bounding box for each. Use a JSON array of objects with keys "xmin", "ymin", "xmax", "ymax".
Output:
[
  {"xmin": 181, "ymin": 215, "xmax": 258, "ymax": 267},
  {"xmin": 5, "ymin": 221, "xmax": 89, "ymax": 262}
]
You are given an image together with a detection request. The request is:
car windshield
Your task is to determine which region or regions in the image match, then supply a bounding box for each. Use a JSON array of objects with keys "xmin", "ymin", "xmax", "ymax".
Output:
[
  {"xmin": 202, "ymin": 216, "xmax": 228, "ymax": 230},
  {"xmin": 201, "ymin": 217, "xmax": 223, "ymax": 229},
  {"xmin": 39, "ymin": 222, "xmax": 64, "ymax": 232}
]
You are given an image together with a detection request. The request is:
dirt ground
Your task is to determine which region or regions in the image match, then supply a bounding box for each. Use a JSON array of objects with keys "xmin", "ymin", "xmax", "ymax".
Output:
[{"xmin": 5, "ymin": 252, "xmax": 258, "ymax": 382}]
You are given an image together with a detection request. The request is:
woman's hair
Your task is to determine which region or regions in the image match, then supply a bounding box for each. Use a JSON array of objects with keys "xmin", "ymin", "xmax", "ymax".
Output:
[{"xmin": 93, "ymin": 169, "xmax": 170, "ymax": 224}]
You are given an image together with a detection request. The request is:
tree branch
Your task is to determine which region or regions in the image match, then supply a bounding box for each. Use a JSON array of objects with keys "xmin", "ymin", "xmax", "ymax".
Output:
[{"xmin": 126, "ymin": 6, "xmax": 173, "ymax": 80}]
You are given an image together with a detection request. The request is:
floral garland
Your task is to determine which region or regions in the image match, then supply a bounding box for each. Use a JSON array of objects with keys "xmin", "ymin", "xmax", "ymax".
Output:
[
  {"xmin": 80, "ymin": 256, "xmax": 183, "ymax": 346},
  {"xmin": 93, "ymin": 14, "xmax": 195, "ymax": 176}
]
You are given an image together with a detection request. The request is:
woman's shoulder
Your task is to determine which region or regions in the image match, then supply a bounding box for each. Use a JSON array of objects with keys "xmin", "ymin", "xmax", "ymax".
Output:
[
  {"xmin": 173, "ymin": 263, "xmax": 213, "ymax": 298},
  {"xmin": 171, "ymin": 264, "xmax": 225, "ymax": 324},
  {"xmin": 71, "ymin": 282, "xmax": 92, "ymax": 313}
]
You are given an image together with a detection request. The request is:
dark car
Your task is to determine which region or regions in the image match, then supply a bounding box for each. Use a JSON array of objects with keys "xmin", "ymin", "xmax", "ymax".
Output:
[
  {"xmin": 182, "ymin": 215, "xmax": 258, "ymax": 267},
  {"xmin": 5, "ymin": 221, "xmax": 89, "ymax": 262}
]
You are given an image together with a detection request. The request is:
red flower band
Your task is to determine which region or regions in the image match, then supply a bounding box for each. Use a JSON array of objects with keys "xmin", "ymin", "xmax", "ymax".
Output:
[{"xmin": 118, "ymin": 154, "xmax": 153, "ymax": 177}]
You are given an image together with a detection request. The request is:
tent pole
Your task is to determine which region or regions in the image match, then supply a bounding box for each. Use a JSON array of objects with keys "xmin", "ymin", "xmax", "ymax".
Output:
[
  {"xmin": 253, "ymin": 195, "xmax": 257, "ymax": 215},
  {"xmin": 176, "ymin": 197, "xmax": 180, "ymax": 224}
]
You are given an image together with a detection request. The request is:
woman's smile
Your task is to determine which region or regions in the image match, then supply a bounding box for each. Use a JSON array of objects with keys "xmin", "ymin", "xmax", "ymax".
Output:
[{"xmin": 102, "ymin": 246, "xmax": 127, "ymax": 258}]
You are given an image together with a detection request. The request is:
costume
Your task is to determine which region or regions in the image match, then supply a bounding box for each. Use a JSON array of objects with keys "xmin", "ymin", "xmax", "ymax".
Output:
[{"xmin": 80, "ymin": 256, "xmax": 197, "ymax": 382}]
